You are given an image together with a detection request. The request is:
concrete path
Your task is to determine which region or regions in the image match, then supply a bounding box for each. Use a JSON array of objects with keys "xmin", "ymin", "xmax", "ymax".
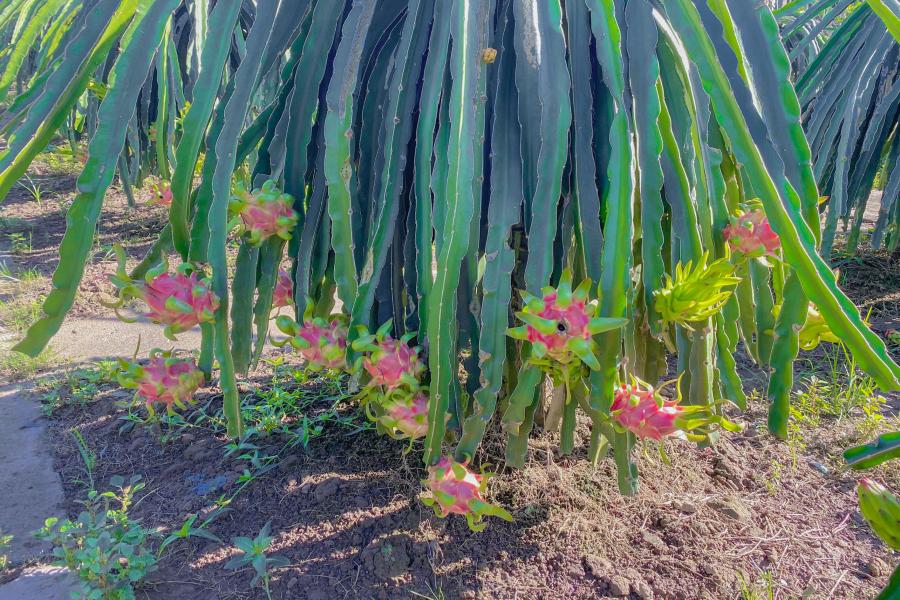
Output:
[
  {"xmin": 0, "ymin": 382, "xmax": 75, "ymax": 599},
  {"xmin": 50, "ymin": 313, "xmax": 203, "ymax": 363}
]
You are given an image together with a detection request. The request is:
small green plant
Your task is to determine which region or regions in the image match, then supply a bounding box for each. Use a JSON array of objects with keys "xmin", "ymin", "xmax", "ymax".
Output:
[
  {"xmin": 738, "ymin": 570, "xmax": 776, "ymax": 600},
  {"xmin": 158, "ymin": 511, "xmax": 224, "ymax": 556},
  {"xmin": 35, "ymin": 475, "xmax": 156, "ymax": 600},
  {"xmin": 72, "ymin": 430, "xmax": 97, "ymax": 491},
  {"xmin": 6, "ymin": 231, "xmax": 32, "ymax": 255},
  {"xmin": 0, "ymin": 530, "xmax": 12, "ymax": 571},
  {"xmin": 224, "ymin": 521, "xmax": 290, "ymax": 600},
  {"xmin": 18, "ymin": 174, "xmax": 44, "ymax": 207}
]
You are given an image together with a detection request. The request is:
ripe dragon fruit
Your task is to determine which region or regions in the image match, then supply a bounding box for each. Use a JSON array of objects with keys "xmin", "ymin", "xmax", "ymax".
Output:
[
  {"xmin": 376, "ymin": 390, "xmax": 429, "ymax": 440},
  {"xmin": 610, "ymin": 378, "xmax": 741, "ymax": 441},
  {"xmin": 274, "ymin": 313, "xmax": 347, "ymax": 371},
  {"xmin": 723, "ymin": 207, "xmax": 781, "ymax": 259},
  {"xmin": 229, "ymin": 179, "xmax": 298, "ymax": 245},
  {"xmin": 352, "ymin": 321, "xmax": 424, "ymax": 391},
  {"xmin": 507, "ymin": 269, "xmax": 626, "ymax": 375},
  {"xmin": 104, "ymin": 246, "xmax": 218, "ymax": 340},
  {"xmin": 151, "ymin": 181, "xmax": 173, "ymax": 207},
  {"xmin": 118, "ymin": 350, "xmax": 204, "ymax": 416},
  {"xmin": 611, "ymin": 382, "xmax": 684, "ymax": 440},
  {"xmin": 421, "ymin": 456, "xmax": 513, "ymax": 532},
  {"xmin": 272, "ymin": 269, "xmax": 293, "ymax": 308}
]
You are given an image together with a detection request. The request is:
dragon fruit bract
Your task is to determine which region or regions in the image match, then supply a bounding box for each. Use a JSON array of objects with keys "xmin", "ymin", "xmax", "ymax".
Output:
[
  {"xmin": 272, "ymin": 269, "xmax": 293, "ymax": 308},
  {"xmin": 275, "ymin": 314, "xmax": 347, "ymax": 371},
  {"xmin": 119, "ymin": 350, "xmax": 204, "ymax": 415},
  {"xmin": 723, "ymin": 207, "xmax": 780, "ymax": 259},
  {"xmin": 229, "ymin": 179, "xmax": 298, "ymax": 245},
  {"xmin": 421, "ymin": 457, "xmax": 513, "ymax": 531},
  {"xmin": 104, "ymin": 246, "xmax": 218, "ymax": 340}
]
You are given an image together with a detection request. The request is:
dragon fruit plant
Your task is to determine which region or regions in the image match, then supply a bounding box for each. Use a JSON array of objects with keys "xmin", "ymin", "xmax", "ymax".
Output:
[
  {"xmin": 103, "ymin": 246, "xmax": 218, "ymax": 340},
  {"xmin": 229, "ymin": 179, "xmax": 298, "ymax": 246},
  {"xmin": 421, "ymin": 456, "xmax": 513, "ymax": 532},
  {"xmin": 118, "ymin": 350, "xmax": 204, "ymax": 416},
  {"xmin": 507, "ymin": 269, "xmax": 627, "ymax": 389},
  {"xmin": 654, "ymin": 253, "xmax": 741, "ymax": 331},
  {"xmin": 274, "ymin": 309, "xmax": 348, "ymax": 372},
  {"xmin": 723, "ymin": 203, "xmax": 781, "ymax": 261},
  {"xmin": 150, "ymin": 180, "xmax": 173, "ymax": 207},
  {"xmin": 610, "ymin": 378, "xmax": 740, "ymax": 443},
  {"xmin": 272, "ymin": 269, "xmax": 293, "ymax": 309}
]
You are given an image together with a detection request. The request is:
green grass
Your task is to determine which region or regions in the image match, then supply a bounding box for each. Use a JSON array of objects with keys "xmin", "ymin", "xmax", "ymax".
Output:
[{"xmin": 0, "ymin": 268, "xmax": 56, "ymax": 379}]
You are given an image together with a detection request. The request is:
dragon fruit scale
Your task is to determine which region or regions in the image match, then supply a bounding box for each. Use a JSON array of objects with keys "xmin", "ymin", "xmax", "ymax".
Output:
[
  {"xmin": 229, "ymin": 179, "xmax": 298, "ymax": 245},
  {"xmin": 118, "ymin": 350, "xmax": 204, "ymax": 416},
  {"xmin": 421, "ymin": 457, "xmax": 513, "ymax": 532},
  {"xmin": 723, "ymin": 206, "xmax": 780, "ymax": 259},
  {"xmin": 103, "ymin": 246, "xmax": 218, "ymax": 340},
  {"xmin": 275, "ymin": 314, "xmax": 348, "ymax": 371}
]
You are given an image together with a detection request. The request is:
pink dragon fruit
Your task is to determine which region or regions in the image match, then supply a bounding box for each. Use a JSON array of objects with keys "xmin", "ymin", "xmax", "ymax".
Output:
[
  {"xmin": 272, "ymin": 269, "xmax": 293, "ymax": 308},
  {"xmin": 229, "ymin": 180, "xmax": 298, "ymax": 245},
  {"xmin": 363, "ymin": 338, "xmax": 424, "ymax": 389},
  {"xmin": 118, "ymin": 350, "xmax": 204, "ymax": 415},
  {"xmin": 610, "ymin": 379, "xmax": 741, "ymax": 441},
  {"xmin": 378, "ymin": 391, "xmax": 429, "ymax": 440},
  {"xmin": 151, "ymin": 181, "xmax": 173, "ymax": 207},
  {"xmin": 140, "ymin": 271, "xmax": 219, "ymax": 337},
  {"xmin": 103, "ymin": 246, "xmax": 218, "ymax": 340},
  {"xmin": 421, "ymin": 457, "xmax": 513, "ymax": 531},
  {"xmin": 723, "ymin": 208, "xmax": 780, "ymax": 259},
  {"xmin": 352, "ymin": 321, "xmax": 424, "ymax": 391},
  {"xmin": 275, "ymin": 314, "xmax": 347, "ymax": 371},
  {"xmin": 507, "ymin": 269, "xmax": 626, "ymax": 375},
  {"xmin": 610, "ymin": 382, "xmax": 684, "ymax": 440}
]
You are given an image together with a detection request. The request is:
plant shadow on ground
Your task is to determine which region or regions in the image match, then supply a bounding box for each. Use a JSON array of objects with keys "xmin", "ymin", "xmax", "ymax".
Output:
[{"xmin": 34, "ymin": 342, "xmax": 896, "ymax": 600}]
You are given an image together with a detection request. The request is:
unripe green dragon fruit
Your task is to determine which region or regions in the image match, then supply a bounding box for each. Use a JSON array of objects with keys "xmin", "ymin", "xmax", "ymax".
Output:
[
  {"xmin": 229, "ymin": 179, "xmax": 298, "ymax": 245},
  {"xmin": 654, "ymin": 252, "xmax": 740, "ymax": 329},
  {"xmin": 103, "ymin": 245, "xmax": 218, "ymax": 340},
  {"xmin": 797, "ymin": 303, "xmax": 840, "ymax": 350},
  {"xmin": 507, "ymin": 269, "xmax": 626, "ymax": 383},
  {"xmin": 858, "ymin": 478, "xmax": 900, "ymax": 550},
  {"xmin": 118, "ymin": 350, "xmax": 204, "ymax": 416},
  {"xmin": 274, "ymin": 312, "xmax": 347, "ymax": 371},
  {"xmin": 421, "ymin": 456, "xmax": 513, "ymax": 532}
]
